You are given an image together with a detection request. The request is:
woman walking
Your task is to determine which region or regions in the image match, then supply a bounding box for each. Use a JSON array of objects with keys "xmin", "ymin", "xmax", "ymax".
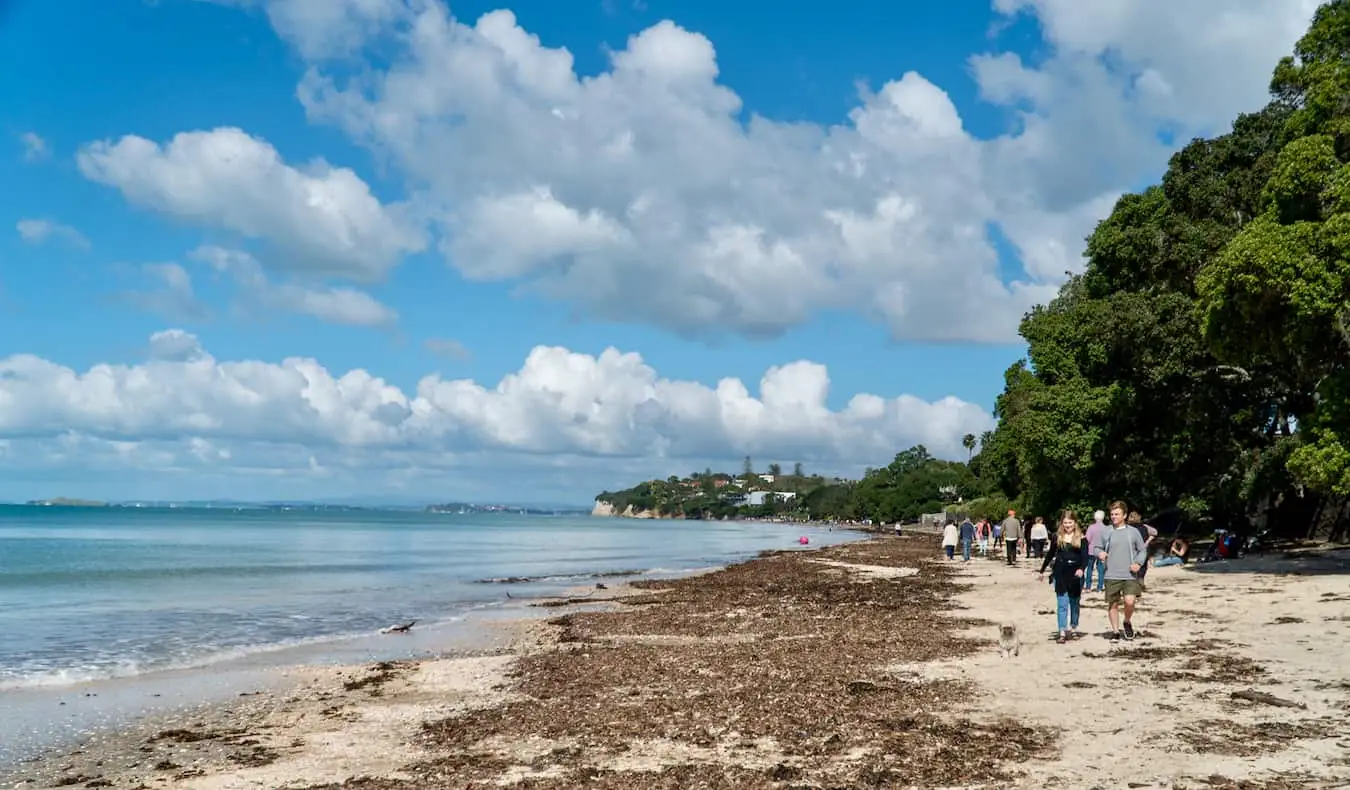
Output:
[
  {"xmin": 1039, "ymin": 510, "xmax": 1089, "ymax": 643},
  {"xmin": 1030, "ymin": 516, "xmax": 1050, "ymax": 558},
  {"xmin": 942, "ymin": 520, "xmax": 959, "ymax": 560}
]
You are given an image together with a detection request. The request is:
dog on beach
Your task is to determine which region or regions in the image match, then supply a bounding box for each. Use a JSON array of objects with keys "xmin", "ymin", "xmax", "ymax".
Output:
[
  {"xmin": 998, "ymin": 624, "xmax": 1020, "ymax": 658},
  {"xmin": 379, "ymin": 620, "xmax": 416, "ymax": 634}
]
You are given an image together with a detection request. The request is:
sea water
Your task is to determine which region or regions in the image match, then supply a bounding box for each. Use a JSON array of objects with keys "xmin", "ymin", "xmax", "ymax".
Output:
[{"xmin": 0, "ymin": 505, "xmax": 860, "ymax": 767}]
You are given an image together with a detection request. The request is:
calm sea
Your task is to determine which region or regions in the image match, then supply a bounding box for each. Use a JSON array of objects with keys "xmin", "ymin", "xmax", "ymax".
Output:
[{"xmin": 0, "ymin": 506, "xmax": 859, "ymax": 688}]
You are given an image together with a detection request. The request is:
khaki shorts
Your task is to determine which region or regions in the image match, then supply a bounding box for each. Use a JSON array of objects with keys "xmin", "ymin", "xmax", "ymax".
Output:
[{"xmin": 1104, "ymin": 579, "xmax": 1142, "ymax": 604}]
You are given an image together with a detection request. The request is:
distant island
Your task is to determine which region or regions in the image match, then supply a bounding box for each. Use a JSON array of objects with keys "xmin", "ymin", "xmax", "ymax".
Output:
[
  {"xmin": 424, "ymin": 502, "xmax": 591, "ymax": 516},
  {"xmin": 11, "ymin": 499, "xmax": 589, "ymax": 516},
  {"xmin": 26, "ymin": 497, "xmax": 108, "ymax": 507}
]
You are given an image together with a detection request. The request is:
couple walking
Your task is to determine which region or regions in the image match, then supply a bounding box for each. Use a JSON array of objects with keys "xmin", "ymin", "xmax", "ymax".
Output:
[{"xmin": 1038, "ymin": 502, "xmax": 1148, "ymax": 643}]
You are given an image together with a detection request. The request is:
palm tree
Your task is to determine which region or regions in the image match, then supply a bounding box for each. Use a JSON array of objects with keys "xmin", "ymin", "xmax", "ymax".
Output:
[{"xmin": 962, "ymin": 433, "xmax": 976, "ymax": 462}]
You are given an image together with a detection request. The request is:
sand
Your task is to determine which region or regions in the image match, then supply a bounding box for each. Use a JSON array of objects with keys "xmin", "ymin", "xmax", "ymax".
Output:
[
  {"xmin": 4, "ymin": 537, "xmax": 1349, "ymax": 789},
  {"xmin": 919, "ymin": 543, "xmax": 1350, "ymax": 788}
]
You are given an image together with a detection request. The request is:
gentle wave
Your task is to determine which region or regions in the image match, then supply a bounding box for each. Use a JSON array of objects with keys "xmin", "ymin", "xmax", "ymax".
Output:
[
  {"xmin": 0, "ymin": 606, "xmax": 500, "ymax": 691},
  {"xmin": 472, "ymin": 568, "xmax": 648, "ymax": 584},
  {"xmin": 0, "ymin": 560, "xmax": 453, "ymax": 587}
]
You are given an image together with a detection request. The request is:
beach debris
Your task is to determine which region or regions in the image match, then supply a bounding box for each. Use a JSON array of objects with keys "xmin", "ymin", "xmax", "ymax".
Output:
[
  {"xmin": 379, "ymin": 620, "xmax": 416, "ymax": 634},
  {"xmin": 1229, "ymin": 689, "xmax": 1306, "ymax": 710},
  {"xmin": 410, "ymin": 539, "xmax": 1055, "ymax": 788}
]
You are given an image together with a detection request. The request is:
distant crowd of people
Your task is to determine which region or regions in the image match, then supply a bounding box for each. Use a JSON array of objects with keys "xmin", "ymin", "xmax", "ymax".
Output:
[{"xmin": 939, "ymin": 503, "xmax": 1191, "ymax": 644}]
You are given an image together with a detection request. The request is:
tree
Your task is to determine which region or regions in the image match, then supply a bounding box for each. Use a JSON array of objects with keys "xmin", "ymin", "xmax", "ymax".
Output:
[
  {"xmin": 962, "ymin": 433, "xmax": 976, "ymax": 462},
  {"xmin": 768, "ymin": 462, "xmax": 783, "ymax": 478},
  {"xmin": 742, "ymin": 456, "xmax": 754, "ymax": 477},
  {"xmin": 793, "ymin": 462, "xmax": 804, "ymax": 477},
  {"xmin": 974, "ymin": 2, "xmax": 1350, "ymax": 540}
]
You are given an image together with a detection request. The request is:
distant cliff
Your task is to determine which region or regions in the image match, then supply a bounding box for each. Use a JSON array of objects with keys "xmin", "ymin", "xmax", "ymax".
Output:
[{"xmin": 591, "ymin": 499, "xmax": 669, "ymax": 519}]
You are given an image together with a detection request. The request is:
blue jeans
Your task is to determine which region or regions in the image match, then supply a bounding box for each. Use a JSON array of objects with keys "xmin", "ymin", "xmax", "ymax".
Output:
[
  {"xmin": 961, "ymin": 538, "xmax": 972, "ymax": 561},
  {"xmin": 1056, "ymin": 592, "xmax": 1081, "ymax": 632},
  {"xmin": 1083, "ymin": 558, "xmax": 1105, "ymax": 590}
]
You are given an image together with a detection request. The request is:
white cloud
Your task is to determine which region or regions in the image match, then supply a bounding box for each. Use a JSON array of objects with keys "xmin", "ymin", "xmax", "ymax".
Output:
[
  {"xmin": 16, "ymin": 218, "xmax": 91, "ymax": 251},
  {"xmin": 254, "ymin": 0, "xmax": 1307, "ymax": 342},
  {"xmin": 19, "ymin": 132, "xmax": 49, "ymax": 162},
  {"xmin": 0, "ymin": 330, "xmax": 993, "ymax": 478},
  {"xmin": 122, "ymin": 262, "xmax": 210, "ymax": 321},
  {"xmin": 424, "ymin": 337, "xmax": 471, "ymax": 360},
  {"xmin": 76, "ymin": 127, "xmax": 425, "ymax": 281},
  {"xmin": 190, "ymin": 245, "xmax": 398, "ymax": 327}
]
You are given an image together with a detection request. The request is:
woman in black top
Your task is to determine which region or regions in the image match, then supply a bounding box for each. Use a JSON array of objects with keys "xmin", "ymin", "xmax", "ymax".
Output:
[{"xmin": 1039, "ymin": 510, "xmax": 1090, "ymax": 643}]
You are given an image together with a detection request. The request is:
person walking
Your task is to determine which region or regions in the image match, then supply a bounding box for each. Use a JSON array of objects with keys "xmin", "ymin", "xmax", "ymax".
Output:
[
  {"xmin": 959, "ymin": 517, "xmax": 976, "ymax": 562},
  {"xmin": 977, "ymin": 519, "xmax": 990, "ymax": 555},
  {"xmin": 992, "ymin": 520, "xmax": 1004, "ymax": 551},
  {"xmin": 1128, "ymin": 511, "xmax": 1159, "ymax": 592},
  {"xmin": 1083, "ymin": 510, "xmax": 1108, "ymax": 592},
  {"xmin": 1091, "ymin": 501, "xmax": 1148, "ymax": 640},
  {"xmin": 1001, "ymin": 510, "xmax": 1022, "ymax": 565},
  {"xmin": 942, "ymin": 520, "xmax": 959, "ymax": 560},
  {"xmin": 1029, "ymin": 516, "xmax": 1050, "ymax": 558},
  {"xmin": 1039, "ymin": 510, "xmax": 1089, "ymax": 643}
]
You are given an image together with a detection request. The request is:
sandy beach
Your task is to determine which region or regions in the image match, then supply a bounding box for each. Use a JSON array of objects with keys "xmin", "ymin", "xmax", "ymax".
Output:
[{"xmin": 5, "ymin": 535, "xmax": 1349, "ymax": 789}]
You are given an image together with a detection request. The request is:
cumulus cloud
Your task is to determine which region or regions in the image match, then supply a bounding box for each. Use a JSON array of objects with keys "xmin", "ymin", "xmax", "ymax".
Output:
[
  {"xmin": 275, "ymin": 0, "xmax": 1309, "ymax": 341},
  {"xmin": 121, "ymin": 262, "xmax": 211, "ymax": 322},
  {"xmin": 19, "ymin": 132, "xmax": 49, "ymax": 162},
  {"xmin": 16, "ymin": 218, "xmax": 90, "ymax": 251},
  {"xmin": 76, "ymin": 127, "xmax": 425, "ymax": 281},
  {"xmin": 0, "ymin": 330, "xmax": 993, "ymax": 471},
  {"xmin": 191, "ymin": 245, "xmax": 398, "ymax": 327}
]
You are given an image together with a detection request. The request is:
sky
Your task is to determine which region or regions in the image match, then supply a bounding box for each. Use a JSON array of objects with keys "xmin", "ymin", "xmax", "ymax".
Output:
[{"xmin": 0, "ymin": 0, "xmax": 1323, "ymax": 505}]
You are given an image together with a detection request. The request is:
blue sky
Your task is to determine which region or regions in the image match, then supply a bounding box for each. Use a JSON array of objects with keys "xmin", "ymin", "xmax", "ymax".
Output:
[{"xmin": 0, "ymin": 0, "xmax": 1316, "ymax": 503}]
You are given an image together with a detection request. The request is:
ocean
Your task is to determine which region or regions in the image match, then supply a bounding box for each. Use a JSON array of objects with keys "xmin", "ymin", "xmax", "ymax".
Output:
[{"xmin": 0, "ymin": 505, "xmax": 861, "ymax": 767}]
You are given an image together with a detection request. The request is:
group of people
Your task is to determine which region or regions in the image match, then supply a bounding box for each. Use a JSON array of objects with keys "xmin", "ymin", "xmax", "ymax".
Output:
[
  {"xmin": 941, "ymin": 504, "xmax": 1166, "ymax": 645},
  {"xmin": 939, "ymin": 512, "xmax": 1050, "ymax": 562}
]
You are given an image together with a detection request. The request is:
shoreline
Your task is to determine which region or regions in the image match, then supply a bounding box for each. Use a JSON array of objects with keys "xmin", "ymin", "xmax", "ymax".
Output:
[
  {"xmin": 0, "ymin": 527, "xmax": 864, "ymax": 775},
  {"xmin": 6, "ymin": 536, "xmax": 1348, "ymax": 788}
]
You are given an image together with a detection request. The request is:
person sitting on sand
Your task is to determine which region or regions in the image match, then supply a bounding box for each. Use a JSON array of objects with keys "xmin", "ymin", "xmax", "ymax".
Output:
[
  {"xmin": 1039, "ymin": 510, "xmax": 1089, "ymax": 643},
  {"xmin": 1153, "ymin": 537, "xmax": 1190, "ymax": 567},
  {"xmin": 942, "ymin": 521, "xmax": 959, "ymax": 560}
]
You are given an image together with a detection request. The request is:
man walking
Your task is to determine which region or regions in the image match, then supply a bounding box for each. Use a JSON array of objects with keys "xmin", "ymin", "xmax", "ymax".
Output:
[
  {"xmin": 1091, "ymin": 501, "xmax": 1148, "ymax": 640},
  {"xmin": 1001, "ymin": 510, "xmax": 1022, "ymax": 565},
  {"xmin": 959, "ymin": 517, "xmax": 976, "ymax": 562},
  {"xmin": 1083, "ymin": 510, "xmax": 1108, "ymax": 592}
]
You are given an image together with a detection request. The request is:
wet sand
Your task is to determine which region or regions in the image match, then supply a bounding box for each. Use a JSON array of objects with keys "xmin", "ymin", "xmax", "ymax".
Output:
[{"xmin": 5, "ymin": 537, "xmax": 1350, "ymax": 789}]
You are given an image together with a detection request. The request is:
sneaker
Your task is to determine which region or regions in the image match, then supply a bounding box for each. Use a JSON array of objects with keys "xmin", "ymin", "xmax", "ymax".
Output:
[{"xmin": 1123, "ymin": 621, "xmax": 1135, "ymax": 640}]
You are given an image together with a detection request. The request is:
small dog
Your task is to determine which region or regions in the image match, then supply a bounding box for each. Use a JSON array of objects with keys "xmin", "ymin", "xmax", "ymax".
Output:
[{"xmin": 998, "ymin": 624, "xmax": 1020, "ymax": 658}]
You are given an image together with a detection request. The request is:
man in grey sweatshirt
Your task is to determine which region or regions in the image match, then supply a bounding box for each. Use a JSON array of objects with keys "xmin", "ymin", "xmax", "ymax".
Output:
[{"xmin": 1090, "ymin": 501, "xmax": 1148, "ymax": 640}]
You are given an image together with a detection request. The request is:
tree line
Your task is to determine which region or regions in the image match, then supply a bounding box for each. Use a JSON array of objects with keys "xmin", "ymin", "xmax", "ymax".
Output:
[{"xmin": 976, "ymin": 1, "xmax": 1350, "ymax": 542}]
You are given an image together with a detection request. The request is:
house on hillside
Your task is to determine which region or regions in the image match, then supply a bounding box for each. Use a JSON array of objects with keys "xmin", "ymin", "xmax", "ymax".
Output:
[
  {"xmin": 737, "ymin": 491, "xmax": 796, "ymax": 507},
  {"xmin": 758, "ymin": 474, "xmax": 775, "ymax": 484}
]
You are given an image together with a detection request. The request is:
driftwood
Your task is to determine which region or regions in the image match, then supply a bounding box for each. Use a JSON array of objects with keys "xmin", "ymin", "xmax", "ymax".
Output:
[
  {"xmin": 378, "ymin": 620, "xmax": 416, "ymax": 634},
  {"xmin": 1230, "ymin": 688, "xmax": 1306, "ymax": 709}
]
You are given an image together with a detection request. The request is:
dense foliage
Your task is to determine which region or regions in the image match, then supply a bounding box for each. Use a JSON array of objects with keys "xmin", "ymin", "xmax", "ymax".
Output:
[
  {"xmin": 598, "ymin": 4, "xmax": 1350, "ymax": 540},
  {"xmin": 977, "ymin": 0, "xmax": 1350, "ymax": 541}
]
